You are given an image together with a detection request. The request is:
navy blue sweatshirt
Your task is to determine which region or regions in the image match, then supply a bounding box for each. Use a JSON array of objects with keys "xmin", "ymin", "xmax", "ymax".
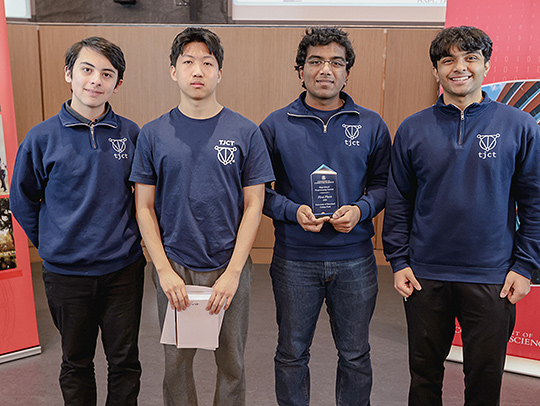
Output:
[
  {"xmin": 261, "ymin": 92, "xmax": 391, "ymax": 261},
  {"xmin": 10, "ymin": 102, "xmax": 143, "ymax": 275},
  {"xmin": 383, "ymin": 93, "xmax": 540, "ymax": 283}
]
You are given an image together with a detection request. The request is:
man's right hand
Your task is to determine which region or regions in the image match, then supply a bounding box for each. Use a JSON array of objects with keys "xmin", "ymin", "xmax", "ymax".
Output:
[
  {"xmin": 296, "ymin": 204, "xmax": 329, "ymax": 232},
  {"xmin": 158, "ymin": 268, "xmax": 190, "ymax": 311},
  {"xmin": 394, "ymin": 266, "xmax": 422, "ymax": 298}
]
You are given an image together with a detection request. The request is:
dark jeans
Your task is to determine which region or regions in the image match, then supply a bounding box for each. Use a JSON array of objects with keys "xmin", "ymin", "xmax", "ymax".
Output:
[
  {"xmin": 43, "ymin": 255, "xmax": 146, "ymax": 406},
  {"xmin": 404, "ymin": 279, "xmax": 516, "ymax": 406},
  {"xmin": 271, "ymin": 254, "xmax": 378, "ymax": 406}
]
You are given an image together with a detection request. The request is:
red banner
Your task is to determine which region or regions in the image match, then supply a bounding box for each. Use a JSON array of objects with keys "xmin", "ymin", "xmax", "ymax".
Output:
[
  {"xmin": 446, "ymin": 2, "xmax": 540, "ymax": 85},
  {"xmin": 0, "ymin": 0, "xmax": 40, "ymax": 362},
  {"xmin": 446, "ymin": 0, "xmax": 540, "ymax": 375}
]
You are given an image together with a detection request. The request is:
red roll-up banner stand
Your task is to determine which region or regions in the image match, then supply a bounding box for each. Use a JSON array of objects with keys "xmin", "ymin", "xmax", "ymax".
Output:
[
  {"xmin": 0, "ymin": 0, "xmax": 40, "ymax": 363},
  {"xmin": 445, "ymin": 0, "xmax": 540, "ymax": 377}
]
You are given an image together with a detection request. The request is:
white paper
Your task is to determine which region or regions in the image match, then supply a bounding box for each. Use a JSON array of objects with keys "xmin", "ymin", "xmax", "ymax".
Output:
[
  {"xmin": 160, "ymin": 285, "xmax": 225, "ymax": 350},
  {"xmin": 160, "ymin": 302, "xmax": 177, "ymax": 346}
]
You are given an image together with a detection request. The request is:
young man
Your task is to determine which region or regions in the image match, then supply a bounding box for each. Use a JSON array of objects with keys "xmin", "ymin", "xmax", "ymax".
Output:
[
  {"xmin": 383, "ymin": 26, "xmax": 540, "ymax": 406},
  {"xmin": 10, "ymin": 37, "xmax": 146, "ymax": 406},
  {"xmin": 260, "ymin": 27, "xmax": 391, "ymax": 405},
  {"xmin": 129, "ymin": 27, "xmax": 274, "ymax": 405}
]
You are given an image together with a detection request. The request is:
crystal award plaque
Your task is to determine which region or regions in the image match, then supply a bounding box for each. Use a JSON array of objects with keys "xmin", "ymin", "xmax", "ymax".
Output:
[{"xmin": 310, "ymin": 164, "xmax": 338, "ymax": 217}]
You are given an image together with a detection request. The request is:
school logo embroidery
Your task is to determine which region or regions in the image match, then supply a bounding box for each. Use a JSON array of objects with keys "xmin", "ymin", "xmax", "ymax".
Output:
[
  {"xmin": 342, "ymin": 124, "xmax": 362, "ymax": 147},
  {"xmin": 215, "ymin": 140, "xmax": 237, "ymax": 165},
  {"xmin": 108, "ymin": 138, "xmax": 128, "ymax": 160},
  {"xmin": 477, "ymin": 133, "xmax": 500, "ymax": 160}
]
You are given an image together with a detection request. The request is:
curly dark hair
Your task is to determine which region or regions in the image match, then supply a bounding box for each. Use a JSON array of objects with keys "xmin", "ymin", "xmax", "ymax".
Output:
[
  {"xmin": 430, "ymin": 26, "xmax": 493, "ymax": 68},
  {"xmin": 295, "ymin": 27, "xmax": 356, "ymax": 78},
  {"xmin": 170, "ymin": 27, "xmax": 224, "ymax": 69},
  {"xmin": 65, "ymin": 37, "xmax": 125, "ymax": 87}
]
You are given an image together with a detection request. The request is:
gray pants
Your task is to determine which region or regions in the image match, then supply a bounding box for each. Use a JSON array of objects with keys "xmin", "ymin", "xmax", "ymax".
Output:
[{"xmin": 154, "ymin": 257, "xmax": 253, "ymax": 406}]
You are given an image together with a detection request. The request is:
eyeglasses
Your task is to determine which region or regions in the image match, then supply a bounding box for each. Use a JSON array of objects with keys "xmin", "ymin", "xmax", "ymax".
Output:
[{"xmin": 305, "ymin": 59, "xmax": 348, "ymax": 70}]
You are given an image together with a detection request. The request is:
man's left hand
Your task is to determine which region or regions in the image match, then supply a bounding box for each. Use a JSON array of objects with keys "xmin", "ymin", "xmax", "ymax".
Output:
[
  {"xmin": 500, "ymin": 270, "xmax": 531, "ymax": 304},
  {"xmin": 329, "ymin": 205, "xmax": 361, "ymax": 233}
]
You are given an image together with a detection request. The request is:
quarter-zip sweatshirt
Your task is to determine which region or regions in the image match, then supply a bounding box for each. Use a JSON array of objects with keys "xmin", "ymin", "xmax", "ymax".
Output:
[
  {"xmin": 10, "ymin": 101, "xmax": 143, "ymax": 275},
  {"xmin": 383, "ymin": 93, "xmax": 540, "ymax": 283},
  {"xmin": 261, "ymin": 91, "xmax": 391, "ymax": 261}
]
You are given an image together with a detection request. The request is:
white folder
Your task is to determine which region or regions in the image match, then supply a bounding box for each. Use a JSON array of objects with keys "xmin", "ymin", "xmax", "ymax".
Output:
[{"xmin": 160, "ymin": 285, "xmax": 225, "ymax": 350}]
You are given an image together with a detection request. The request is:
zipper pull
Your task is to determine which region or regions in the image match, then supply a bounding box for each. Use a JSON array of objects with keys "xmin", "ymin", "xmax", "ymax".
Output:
[{"xmin": 90, "ymin": 124, "xmax": 97, "ymax": 149}]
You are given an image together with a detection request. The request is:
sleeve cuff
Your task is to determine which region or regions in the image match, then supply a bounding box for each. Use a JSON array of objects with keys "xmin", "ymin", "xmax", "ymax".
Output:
[
  {"xmin": 390, "ymin": 257, "xmax": 409, "ymax": 273},
  {"xmin": 285, "ymin": 202, "xmax": 302, "ymax": 223},
  {"xmin": 509, "ymin": 262, "xmax": 534, "ymax": 280},
  {"xmin": 354, "ymin": 200, "xmax": 372, "ymax": 223}
]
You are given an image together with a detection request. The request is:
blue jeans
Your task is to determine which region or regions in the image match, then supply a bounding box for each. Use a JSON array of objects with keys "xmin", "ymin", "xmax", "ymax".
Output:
[{"xmin": 271, "ymin": 254, "xmax": 378, "ymax": 406}]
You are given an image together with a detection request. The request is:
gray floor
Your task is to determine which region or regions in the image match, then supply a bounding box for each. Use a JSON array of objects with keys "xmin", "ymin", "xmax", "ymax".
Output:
[{"xmin": 0, "ymin": 261, "xmax": 538, "ymax": 405}]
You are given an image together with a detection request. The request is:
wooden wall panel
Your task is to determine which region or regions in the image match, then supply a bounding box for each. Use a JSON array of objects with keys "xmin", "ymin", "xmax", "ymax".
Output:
[
  {"xmin": 346, "ymin": 29, "xmax": 386, "ymax": 114},
  {"xmin": 214, "ymin": 27, "xmax": 305, "ymax": 125},
  {"xmin": 383, "ymin": 29, "xmax": 440, "ymax": 138},
  {"xmin": 6, "ymin": 24, "xmax": 42, "ymax": 145},
  {"xmin": 37, "ymin": 26, "xmax": 388, "ymax": 127}
]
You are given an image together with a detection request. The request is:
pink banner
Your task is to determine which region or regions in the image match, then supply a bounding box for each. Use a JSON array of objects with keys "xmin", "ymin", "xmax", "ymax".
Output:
[{"xmin": 0, "ymin": 1, "xmax": 40, "ymax": 360}]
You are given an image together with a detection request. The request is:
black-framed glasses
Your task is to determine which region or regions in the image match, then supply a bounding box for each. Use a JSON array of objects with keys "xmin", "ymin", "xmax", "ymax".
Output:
[{"xmin": 305, "ymin": 58, "xmax": 348, "ymax": 70}]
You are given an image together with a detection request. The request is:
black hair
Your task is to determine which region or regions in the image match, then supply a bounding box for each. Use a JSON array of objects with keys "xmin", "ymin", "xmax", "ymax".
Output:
[
  {"xmin": 170, "ymin": 27, "xmax": 224, "ymax": 69},
  {"xmin": 65, "ymin": 37, "xmax": 125, "ymax": 86},
  {"xmin": 295, "ymin": 27, "xmax": 356, "ymax": 78},
  {"xmin": 430, "ymin": 26, "xmax": 493, "ymax": 68}
]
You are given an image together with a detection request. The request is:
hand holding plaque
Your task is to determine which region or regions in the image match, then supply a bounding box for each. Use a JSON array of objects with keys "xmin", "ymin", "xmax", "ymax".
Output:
[{"xmin": 311, "ymin": 164, "xmax": 339, "ymax": 217}]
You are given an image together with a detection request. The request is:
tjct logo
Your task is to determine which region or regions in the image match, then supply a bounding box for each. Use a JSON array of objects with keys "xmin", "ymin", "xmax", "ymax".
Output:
[
  {"xmin": 108, "ymin": 138, "xmax": 128, "ymax": 160},
  {"xmin": 477, "ymin": 133, "xmax": 500, "ymax": 159},
  {"xmin": 215, "ymin": 140, "xmax": 237, "ymax": 165},
  {"xmin": 342, "ymin": 124, "xmax": 362, "ymax": 147}
]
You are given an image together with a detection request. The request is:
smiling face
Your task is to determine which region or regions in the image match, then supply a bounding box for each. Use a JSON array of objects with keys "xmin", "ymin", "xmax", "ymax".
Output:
[
  {"xmin": 299, "ymin": 42, "xmax": 350, "ymax": 110},
  {"xmin": 433, "ymin": 46, "xmax": 490, "ymax": 110},
  {"xmin": 170, "ymin": 41, "xmax": 222, "ymax": 103},
  {"xmin": 65, "ymin": 47, "xmax": 122, "ymax": 121}
]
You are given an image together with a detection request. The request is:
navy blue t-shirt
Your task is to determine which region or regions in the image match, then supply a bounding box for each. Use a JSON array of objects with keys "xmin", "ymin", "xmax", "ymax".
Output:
[{"xmin": 130, "ymin": 107, "xmax": 274, "ymax": 271}]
